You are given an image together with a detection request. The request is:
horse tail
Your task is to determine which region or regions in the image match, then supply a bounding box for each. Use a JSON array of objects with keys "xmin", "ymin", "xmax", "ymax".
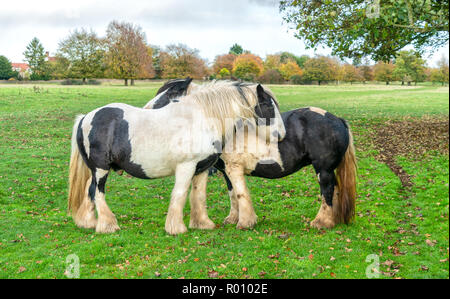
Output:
[
  {"xmin": 68, "ymin": 115, "xmax": 91, "ymax": 218},
  {"xmin": 335, "ymin": 123, "xmax": 357, "ymax": 224}
]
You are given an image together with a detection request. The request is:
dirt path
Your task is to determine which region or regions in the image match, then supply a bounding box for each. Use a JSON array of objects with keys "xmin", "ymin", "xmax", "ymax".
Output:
[{"xmin": 368, "ymin": 118, "xmax": 449, "ymax": 190}]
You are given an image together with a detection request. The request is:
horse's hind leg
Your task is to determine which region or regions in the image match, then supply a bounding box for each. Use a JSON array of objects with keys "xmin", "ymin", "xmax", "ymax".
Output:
[
  {"xmin": 74, "ymin": 180, "xmax": 97, "ymax": 229},
  {"xmin": 165, "ymin": 163, "xmax": 196, "ymax": 235},
  {"xmin": 311, "ymin": 170, "xmax": 337, "ymax": 229},
  {"xmin": 189, "ymin": 171, "xmax": 215, "ymax": 230},
  {"xmin": 90, "ymin": 168, "xmax": 120, "ymax": 233}
]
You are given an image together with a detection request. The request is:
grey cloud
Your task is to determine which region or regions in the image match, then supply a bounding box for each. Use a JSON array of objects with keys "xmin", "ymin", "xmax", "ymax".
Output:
[
  {"xmin": 133, "ymin": 0, "xmax": 278, "ymax": 30},
  {"xmin": 0, "ymin": 0, "xmax": 278, "ymax": 30}
]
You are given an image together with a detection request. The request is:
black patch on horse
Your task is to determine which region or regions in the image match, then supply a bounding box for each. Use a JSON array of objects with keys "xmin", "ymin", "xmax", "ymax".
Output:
[
  {"xmin": 76, "ymin": 116, "xmax": 88, "ymax": 164},
  {"xmin": 250, "ymin": 108, "xmax": 350, "ymax": 207},
  {"xmin": 213, "ymin": 158, "xmax": 233, "ymax": 191},
  {"xmin": 195, "ymin": 154, "xmax": 219, "ymax": 175},
  {"xmin": 98, "ymin": 175, "xmax": 108, "ymax": 193},
  {"xmin": 80, "ymin": 107, "xmax": 150, "ymax": 179},
  {"xmin": 88, "ymin": 176, "xmax": 96, "ymax": 202},
  {"xmin": 153, "ymin": 77, "xmax": 193, "ymax": 109}
]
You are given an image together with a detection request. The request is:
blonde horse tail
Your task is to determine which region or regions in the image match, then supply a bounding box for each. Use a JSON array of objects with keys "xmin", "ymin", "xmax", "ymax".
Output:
[
  {"xmin": 335, "ymin": 125, "xmax": 357, "ymax": 225},
  {"xmin": 68, "ymin": 115, "xmax": 91, "ymax": 219}
]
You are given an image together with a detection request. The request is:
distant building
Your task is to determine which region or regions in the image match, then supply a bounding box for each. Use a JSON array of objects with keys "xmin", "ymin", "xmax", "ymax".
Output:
[
  {"xmin": 11, "ymin": 63, "xmax": 31, "ymax": 79},
  {"xmin": 45, "ymin": 51, "xmax": 57, "ymax": 62}
]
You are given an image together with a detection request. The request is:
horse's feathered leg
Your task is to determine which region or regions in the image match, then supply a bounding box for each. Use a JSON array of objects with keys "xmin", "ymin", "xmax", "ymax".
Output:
[
  {"xmin": 91, "ymin": 168, "xmax": 119, "ymax": 233},
  {"xmin": 221, "ymin": 171, "xmax": 239, "ymax": 225},
  {"xmin": 165, "ymin": 163, "xmax": 196, "ymax": 235},
  {"xmin": 73, "ymin": 180, "xmax": 97, "ymax": 229},
  {"xmin": 310, "ymin": 170, "xmax": 337, "ymax": 229},
  {"xmin": 224, "ymin": 163, "xmax": 257, "ymax": 229},
  {"xmin": 189, "ymin": 171, "xmax": 215, "ymax": 230}
]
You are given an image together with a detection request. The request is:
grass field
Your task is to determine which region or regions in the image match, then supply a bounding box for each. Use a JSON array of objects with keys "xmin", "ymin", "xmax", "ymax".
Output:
[{"xmin": 0, "ymin": 82, "xmax": 448, "ymax": 279}]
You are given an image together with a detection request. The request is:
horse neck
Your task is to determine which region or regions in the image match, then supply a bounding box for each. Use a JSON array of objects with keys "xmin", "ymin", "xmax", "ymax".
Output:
[{"xmin": 186, "ymin": 82, "xmax": 200, "ymax": 95}]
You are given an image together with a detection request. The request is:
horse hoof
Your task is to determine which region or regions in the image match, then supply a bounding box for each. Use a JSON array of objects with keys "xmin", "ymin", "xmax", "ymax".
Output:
[
  {"xmin": 96, "ymin": 223, "xmax": 120, "ymax": 234},
  {"xmin": 310, "ymin": 218, "xmax": 335, "ymax": 229},
  {"xmin": 223, "ymin": 215, "xmax": 239, "ymax": 225},
  {"xmin": 165, "ymin": 224, "xmax": 188, "ymax": 235},
  {"xmin": 76, "ymin": 218, "xmax": 97, "ymax": 229},
  {"xmin": 189, "ymin": 218, "xmax": 215, "ymax": 230},
  {"xmin": 236, "ymin": 217, "xmax": 257, "ymax": 229}
]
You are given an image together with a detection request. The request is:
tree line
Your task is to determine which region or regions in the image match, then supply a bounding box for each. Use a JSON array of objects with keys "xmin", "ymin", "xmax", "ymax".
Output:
[{"xmin": 0, "ymin": 20, "xmax": 448, "ymax": 86}]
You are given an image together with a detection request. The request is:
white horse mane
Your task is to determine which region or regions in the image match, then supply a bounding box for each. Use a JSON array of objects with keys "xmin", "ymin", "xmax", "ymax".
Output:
[
  {"xmin": 191, "ymin": 81, "xmax": 281, "ymax": 117},
  {"xmin": 179, "ymin": 81, "xmax": 261, "ymax": 137}
]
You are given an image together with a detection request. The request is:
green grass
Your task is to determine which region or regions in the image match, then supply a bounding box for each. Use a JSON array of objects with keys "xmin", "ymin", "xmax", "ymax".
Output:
[{"xmin": 0, "ymin": 82, "xmax": 448, "ymax": 279}]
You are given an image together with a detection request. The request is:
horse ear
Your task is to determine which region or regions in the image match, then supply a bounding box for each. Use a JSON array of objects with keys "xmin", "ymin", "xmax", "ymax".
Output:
[
  {"xmin": 183, "ymin": 77, "xmax": 193, "ymax": 87},
  {"xmin": 256, "ymin": 84, "xmax": 264, "ymax": 96},
  {"xmin": 256, "ymin": 84, "xmax": 270, "ymax": 104}
]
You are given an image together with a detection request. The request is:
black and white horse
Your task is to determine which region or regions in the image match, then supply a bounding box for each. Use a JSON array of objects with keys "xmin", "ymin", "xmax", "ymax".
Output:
[
  {"xmin": 68, "ymin": 81, "xmax": 285, "ymax": 235},
  {"xmin": 145, "ymin": 78, "xmax": 357, "ymax": 230}
]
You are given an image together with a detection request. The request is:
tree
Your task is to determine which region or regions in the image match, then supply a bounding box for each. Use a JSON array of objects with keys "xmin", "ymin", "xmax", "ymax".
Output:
[
  {"xmin": 232, "ymin": 53, "xmax": 264, "ymax": 81},
  {"xmin": 47, "ymin": 56, "xmax": 70, "ymax": 79},
  {"xmin": 280, "ymin": 0, "xmax": 449, "ymax": 62},
  {"xmin": 160, "ymin": 44, "xmax": 208, "ymax": 79},
  {"xmin": 393, "ymin": 50, "xmax": 426, "ymax": 85},
  {"xmin": 358, "ymin": 59, "xmax": 374, "ymax": 83},
  {"xmin": 229, "ymin": 43, "xmax": 244, "ymax": 55},
  {"xmin": 428, "ymin": 68, "xmax": 443, "ymax": 85},
  {"xmin": 264, "ymin": 54, "xmax": 282, "ymax": 71},
  {"xmin": 58, "ymin": 29, "xmax": 105, "ymax": 83},
  {"xmin": 213, "ymin": 54, "xmax": 236, "ymax": 74},
  {"xmin": 302, "ymin": 56, "xmax": 338, "ymax": 85},
  {"xmin": 374, "ymin": 61, "xmax": 396, "ymax": 84},
  {"xmin": 278, "ymin": 60, "xmax": 303, "ymax": 81},
  {"xmin": 342, "ymin": 64, "xmax": 360, "ymax": 84},
  {"xmin": 438, "ymin": 56, "xmax": 450, "ymax": 85},
  {"xmin": 258, "ymin": 69, "xmax": 284, "ymax": 84},
  {"xmin": 218, "ymin": 68, "xmax": 231, "ymax": 79},
  {"xmin": 429, "ymin": 55, "xmax": 449, "ymax": 85},
  {"xmin": 296, "ymin": 55, "xmax": 310, "ymax": 68},
  {"xmin": 280, "ymin": 52, "xmax": 309, "ymax": 68},
  {"xmin": 0, "ymin": 55, "xmax": 14, "ymax": 80},
  {"xmin": 149, "ymin": 45, "xmax": 163, "ymax": 79},
  {"xmin": 105, "ymin": 21, "xmax": 154, "ymax": 86},
  {"xmin": 23, "ymin": 37, "xmax": 50, "ymax": 80}
]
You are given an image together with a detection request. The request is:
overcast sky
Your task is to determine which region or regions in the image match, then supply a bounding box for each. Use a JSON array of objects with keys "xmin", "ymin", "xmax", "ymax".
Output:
[{"xmin": 0, "ymin": 0, "xmax": 448, "ymax": 66}]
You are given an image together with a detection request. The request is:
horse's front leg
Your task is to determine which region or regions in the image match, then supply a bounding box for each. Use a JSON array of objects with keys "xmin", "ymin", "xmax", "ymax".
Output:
[
  {"xmin": 189, "ymin": 171, "xmax": 215, "ymax": 230},
  {"xmin": 165, "ymin": 163, "xmax": 196, "ymax": 235},
  {"xmin": 224, "ymin": 163, "xmax": 257, "ymax": 229},
  {"xmin": 221, "ymin": 171, "xmax": 239, "ymax": 225}
]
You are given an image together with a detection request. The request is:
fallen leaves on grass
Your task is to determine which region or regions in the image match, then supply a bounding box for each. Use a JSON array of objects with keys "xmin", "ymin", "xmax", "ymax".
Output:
[{"xmin": 367, "ymin": 117, "xmax": 449, "ymax": 189}]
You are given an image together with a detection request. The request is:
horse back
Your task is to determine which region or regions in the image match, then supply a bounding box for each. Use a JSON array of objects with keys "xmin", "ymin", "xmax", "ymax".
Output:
[
  {"xmin": 294, "ymin": 108, "xmax": 349, "ymax": 171},
  {"xmin": 77, "ymin": 105, "xmax": 150, "ymax": 179}
]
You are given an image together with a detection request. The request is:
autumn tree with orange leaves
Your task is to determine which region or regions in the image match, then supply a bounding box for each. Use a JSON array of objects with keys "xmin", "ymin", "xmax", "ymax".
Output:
[
  {"xmin": 278, "ymin": 60, "xmax": 303, "ymax": 81},
  {"xmin": 212, "ymin": 54, "xmax": 236, "ymax": 76},
  {"xmin": 232, "ymin": 53, "xmax": 264, "ymax": 81},
  {"xmin": 160, "ymin": 44, "xmax": 209, "ymax": 79},
  {"xmin": 105, "ymin": 21, "xmax": 154, "ymax": 86}
]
